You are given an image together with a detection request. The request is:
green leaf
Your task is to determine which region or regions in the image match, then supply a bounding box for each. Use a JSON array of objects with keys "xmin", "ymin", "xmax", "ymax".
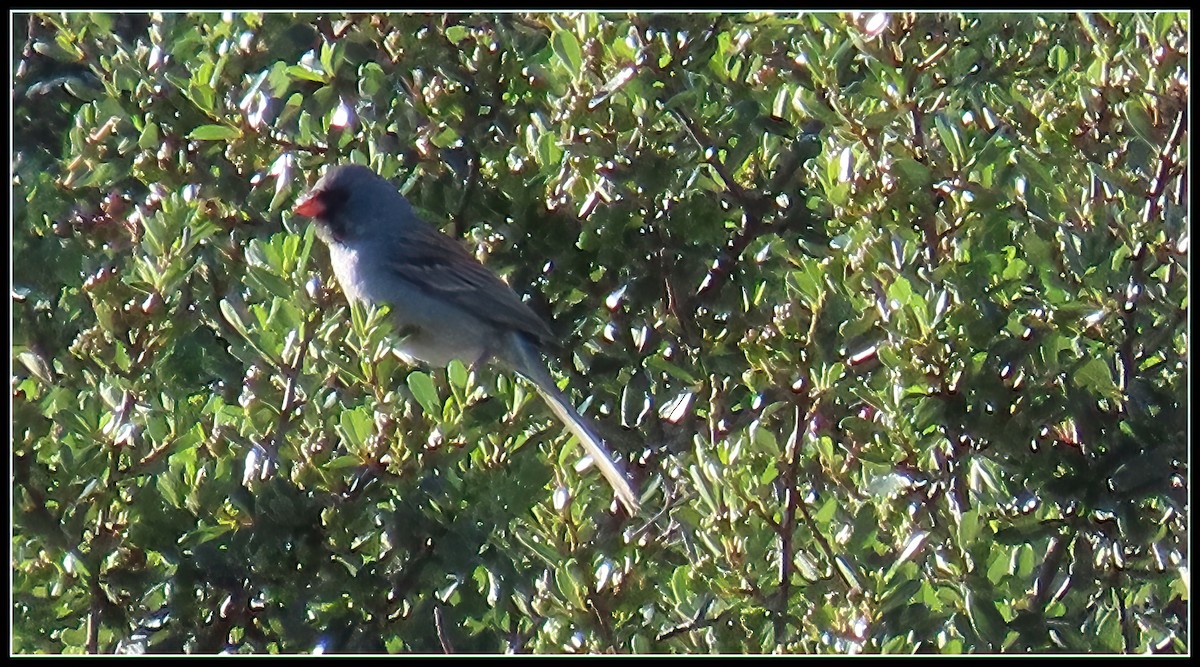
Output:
[
  {"xmin": 834, "ymin": 555, "xmax": 862, "ymax": 591},
  {"xmin": 965, "ymin": 587, "xmax": 1007, "ymax": 648},
  {"xmin": 1123, "ymin": 102, "xmax": 1156, "ymax": 146},
  {"xmin": 887, "ymin": 276, "xmax": 914, "ymax": 307},
  {"xmin": 879, "ymin": 578, "xmax": 922, "ymax": 615},
  {"xmin": 338, "ymin": 407, "xmax": 373, "ymax": 450},
  {"xmin": 552, "ymin": 29, "xmax": 583, "ymax": 76},
  {"xmin": 287, "ymin": 64, "xmax": 327, "ymax": 83},
  {"xmin": 554, "ymin": 559, "xmax": 586, "ymax": 608},
  {"xmin": 326, "ymin": 455, "xmax": 363, "ymax": 471},
  {"xmin": 644, "ymin": 355, "xmax": 698, "ymax": 384},
  {"xmin": 893, "ymin": 156, "xmax": 931, "ymax": 186},
  {"xmin": 1073, "ymin": 357, "xmax": 1120, "ymax": 399},
  {"xmin": 537, "ymin": 131, "xmax": 562, "ymax": 168},
  {"xmin": 407, "ymin": 371, "xmax": 441, "ymax": 418},
  {"xmin": 137, "ymin": 122, "xmax": 160, "ymax": 150},
  {"xmin": 187, "ymin": 124, "xmax": 242, "ymax": 141}
]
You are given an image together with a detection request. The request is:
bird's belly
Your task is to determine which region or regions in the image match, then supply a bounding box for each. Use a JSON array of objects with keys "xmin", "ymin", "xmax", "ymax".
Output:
[
  {"xmin": 333, "ymin": 262, "xmax": 489, "ymax": 367},
  {"xmin": 385, "ymin": 292, "xmax": 494, "ymax": 366},
  {"xmin": 392, "ymin": 324, "xmax": 487, "ymax": 368}
]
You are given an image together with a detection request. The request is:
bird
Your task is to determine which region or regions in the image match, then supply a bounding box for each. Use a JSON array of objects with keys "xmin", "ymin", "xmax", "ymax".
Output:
[{"xmin": 293, "ymin": 164, "xmax": 640, "ymax": 513}]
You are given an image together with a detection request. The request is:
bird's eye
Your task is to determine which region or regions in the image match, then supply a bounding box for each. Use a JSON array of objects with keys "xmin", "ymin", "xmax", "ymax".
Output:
[{"xmin": 319, "ymin": 186, "xmax": 350, "ymax": 215}]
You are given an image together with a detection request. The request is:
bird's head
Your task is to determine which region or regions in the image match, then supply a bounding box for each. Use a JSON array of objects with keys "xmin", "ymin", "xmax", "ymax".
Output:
[{"xmin": 293, "ymin": 164, "xmax": 412, "ymax": 244}]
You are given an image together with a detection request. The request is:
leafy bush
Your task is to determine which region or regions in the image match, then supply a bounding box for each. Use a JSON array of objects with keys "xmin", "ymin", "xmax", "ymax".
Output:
[{"xmin": 12, "ymin": 11, "xmax": 1188, "ymax": 654}]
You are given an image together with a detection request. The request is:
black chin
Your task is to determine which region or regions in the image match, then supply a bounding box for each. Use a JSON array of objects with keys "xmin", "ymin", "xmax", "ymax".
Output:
[{"xmin": 315, "ymin": 215, "xmax": 348, "ymax": 244}]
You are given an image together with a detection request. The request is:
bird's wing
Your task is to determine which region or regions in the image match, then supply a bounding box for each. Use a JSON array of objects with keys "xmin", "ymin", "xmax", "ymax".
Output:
[{"xmin": 384, "ymin": 222, "xmax": 556, "ymax": 345}]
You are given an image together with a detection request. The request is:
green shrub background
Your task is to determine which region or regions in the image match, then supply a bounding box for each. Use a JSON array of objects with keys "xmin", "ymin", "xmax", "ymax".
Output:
[{"xmin": 11, "ymin": 12, "xmax": 1188, "ymax": 654}]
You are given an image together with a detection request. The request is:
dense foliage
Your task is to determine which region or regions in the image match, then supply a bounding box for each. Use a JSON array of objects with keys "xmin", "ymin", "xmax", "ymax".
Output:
[{"xmin": 11, "ymin": 11, "xmax": 1188, "ymax": 654}]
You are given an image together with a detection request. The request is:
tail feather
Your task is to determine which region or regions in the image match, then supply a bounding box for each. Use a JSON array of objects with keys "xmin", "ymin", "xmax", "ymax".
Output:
[{"xmin": 502, "ymin": 335, "xmax": 640, "ymax": 514}]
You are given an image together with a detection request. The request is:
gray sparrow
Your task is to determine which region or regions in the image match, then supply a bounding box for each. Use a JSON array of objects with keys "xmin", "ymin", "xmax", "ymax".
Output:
[{"xmin": 294, "ymin": 164, "xmax": 639, "ymax": 513}]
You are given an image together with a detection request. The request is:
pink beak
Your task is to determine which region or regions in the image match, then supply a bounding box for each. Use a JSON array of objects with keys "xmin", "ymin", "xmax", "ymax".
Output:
[{"xmin": 294, "ymin": 191, "xmax": 324, "ymax": 217}]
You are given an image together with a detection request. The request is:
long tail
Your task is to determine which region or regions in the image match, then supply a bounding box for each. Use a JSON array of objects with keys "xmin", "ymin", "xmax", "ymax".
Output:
[{"xmin": 502, "ymin": 334, "xmax": 640, "ymax": 514}]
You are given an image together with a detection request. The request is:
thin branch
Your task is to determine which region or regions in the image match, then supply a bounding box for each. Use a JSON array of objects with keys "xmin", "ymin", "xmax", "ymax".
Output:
[
  {"xmin": 652, "ymin": 209, "xmax": 702, "ymax": 349},
  {"xmin": 15, "ymin": 14, "xmax": 37, "ymax": 85},
  {"xmin": 791, "ymin": 395, "xmax": 854, "ymax": 594},
  {"xmin": 1115, "ymin": 109, "xmax": 1184, "ymax": 395},
  {"xmin": 669, "ymin": 108, "xmax": 772, "ymax": 306},
  {"xmin": 1032, "ymin": 532, "xmax": 1069, "ymax": 607},
  {"xmin": 908, "ymin": 103, "xmax": 942, "ymax": 268},
  {"xmin": 263, "ymin": 132, "xmax": 328, "ymax": 155},
  {"xmin": 916, "ymin": 42, "xmax": 950, "ymax": 72},
  {"xmin": 655, "ymin": 596, "xmax": 716, "ymax": 642},
  {"xmin": 745, "ymin": 496, "xmax": 781, "ymax": 533},
  {"xmin": 586, "ymin": 592, "xmax": 617, "ymax": 653},
  {"xmin": 389, "ymin": 539, "xmax": 436, "ymax": 609},
  {"xmin": 433, "ymin": 605, "xmax": 455, "ymax": 654},
  {"xmin": 628, "ymin": 491, "xmax": 692, "ymax": 542},
  {"xmin": 263, "ymin": 309, "xmax": 322, "ymax": 462},
  {"xmin": 673, "ymin": 109, "xmax": 758, "ymax": 212},
  {"xmin": 87, "ymin": 567, "xmax": 102, "ymax": 654},
  {"xmin": 1114, "ymin": 575, "xmax": 1135, "ymax": 652},
  {"xmin": 1141, "ymin": 108, "xmax": 1185, "ymax": 232},
  {"xmin": 794, "ymin": 483, "xmax": 847, "ymax": 590},
  {"xmin": 1117, "ymin": 247, "xmax": 1148, "ymax": 394},
  {"xmin": 773, "ymin": 406, "xmax": 802, "ymax": 641},
  {"xmin": 451, "ymin": 148, "xmax": 479, "ymax": 236},
  {"xmin": 1136, "ymin": 306, "xmax": 1186, "ymax": 365}
]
